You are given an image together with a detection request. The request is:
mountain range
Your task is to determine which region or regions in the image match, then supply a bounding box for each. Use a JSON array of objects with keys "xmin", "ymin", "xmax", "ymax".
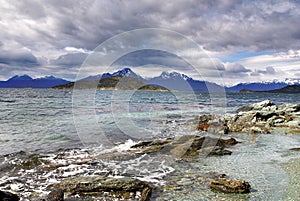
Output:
[
  {"xmin": 0, "ymin": 68, "xmax": 299, "ymax": 92},
  {"xmin": 240, "ymin": 85, "xmax": 300, "ymax": 94},
  {"xmin": 0, "ymin": 75, "xmax": 69, "ymax": 88}
]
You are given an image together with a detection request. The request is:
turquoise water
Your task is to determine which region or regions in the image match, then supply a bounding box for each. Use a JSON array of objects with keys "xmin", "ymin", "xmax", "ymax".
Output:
[
  {"xmin": 1, "ymin": 89, "xmax": 299, "ymax": 155},
  {"xmin": 0, "ymin": 89, "xmax": 300, "ymax": 200}
]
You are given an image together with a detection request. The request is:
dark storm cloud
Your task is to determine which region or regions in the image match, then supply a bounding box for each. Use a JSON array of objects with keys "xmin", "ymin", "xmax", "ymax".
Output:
[
  {"xmin": 13, "ymin": 0, "xmax": 46, "ymax": 19},
  {"xmin": 3, "ymin": 0, "xmax": 300, "ymax": 51},
  {"xmin": 50, "ymin": 53, "xmax": 88, "ymax": 67},
  {"xmin": 0, "ymin": 49, "xmax": 40, "ymax": 67},
  {"xmin": 112, "ymin": 50, "xmax": 190, "ymax": 69},
  {"xmin": 0, "ymin": 0, "xmax": 299, "ymax": 81}
]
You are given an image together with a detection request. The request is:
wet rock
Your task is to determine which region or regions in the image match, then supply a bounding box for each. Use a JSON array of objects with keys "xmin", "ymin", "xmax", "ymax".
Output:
[
  {"xmin": 210, "ymin": 178, "xmax": 251, "ymax": 194},
  {"xmin": 131, "ymin": 139, "xmax": 172, "ymax": 154},
  {"xmin": 131, "ymin": 135, "xmax": 238, "ymax": 159},
  {"xmin": 204, "ymin": 146, "xmax": 232, "ymax": 156},
  {"xmin": 0, "ymin": 190, "xmax": 20, "ymax": 201},
  {"xmin": 290, "ymin": 147, "xmax": 300, "ymax": 151},
  {"xmin": 131, "ymin": 139, "xmax": 172, "ymax": 149},
  {"xmin": 56, "ymin": 176, "xmax": 152, "ymax": 201}
]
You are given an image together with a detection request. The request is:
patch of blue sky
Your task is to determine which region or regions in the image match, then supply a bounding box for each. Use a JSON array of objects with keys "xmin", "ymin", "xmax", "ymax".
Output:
[{"xmin": 221, "ymin": 51, "xmax": 272, "ymax": 63}]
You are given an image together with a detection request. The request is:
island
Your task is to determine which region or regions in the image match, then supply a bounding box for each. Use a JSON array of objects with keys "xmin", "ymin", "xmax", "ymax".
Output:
[
  {"xmin": 52, "ymin": 76, "xmax": 170, "ymax": 91},
  {"xmin": 240, "ymin": 85, "xmax": 300, "ymax": 94}
]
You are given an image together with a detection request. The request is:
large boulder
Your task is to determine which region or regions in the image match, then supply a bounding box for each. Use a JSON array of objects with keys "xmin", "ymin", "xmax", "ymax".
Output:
[{"xmin": 210, "ymin": 178, "xmax": 251, "ymax": 193}]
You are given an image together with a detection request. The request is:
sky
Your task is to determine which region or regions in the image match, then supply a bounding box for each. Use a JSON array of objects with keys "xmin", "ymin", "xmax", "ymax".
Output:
[{"xmin": 0, "ymin": 0, "xmax": 299, "ymax": 86}]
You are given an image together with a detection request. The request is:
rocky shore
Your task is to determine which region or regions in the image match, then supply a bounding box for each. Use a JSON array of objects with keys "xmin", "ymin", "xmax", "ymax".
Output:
[
  {"xmin": 0, "ymin": 135, "xmax": 248, "ymax": 200},
  {"xmin": 2, "ymin": 100, "xmax": 300, "ymax": 200},
  {"xmin": 38, "ymin": 132, "xmax": 249, "ymax": 200},
  {"xmin": 198, "ymin": 100, "xmax": 300, "ymax": 135}
]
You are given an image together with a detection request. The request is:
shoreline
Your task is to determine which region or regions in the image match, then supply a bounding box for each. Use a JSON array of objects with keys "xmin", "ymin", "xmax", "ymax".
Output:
[{"xmin": 0, "ymin": 100, "xmax": 299, "ymax": 200}]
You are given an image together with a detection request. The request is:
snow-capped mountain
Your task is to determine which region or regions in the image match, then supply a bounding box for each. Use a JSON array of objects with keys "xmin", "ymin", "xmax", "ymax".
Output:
[
  {"xmin": 111, "ymin": 67, "xmax": 141, "ymax": 78},
  {"xmin": 0, "ymin": 75, "xmax": 69, "ymax": 88},
  {"xmin": 146, "ymin": 71, "xmax": 223, "ymax": 92},
  {"xmin": 284, "ymin": 78, "xmax": 300, "ymax": 85},
  {"xmin": 156, "ymin": 71, "xmax": 191, "ymax": 81},
  {"xmin": 79, "ymin": 68, "xmax": 223, "ymax": 91},
  {"xmin": 81, "ymin": 67, "xmax": 143, "ymax": 81},
  {"xmin": 2, "ymin": 68, "xmax": 299, "ymax": 92},
  {"xmin": 226, "ymin": 79, "xmax": 300, "ymax": 92}
]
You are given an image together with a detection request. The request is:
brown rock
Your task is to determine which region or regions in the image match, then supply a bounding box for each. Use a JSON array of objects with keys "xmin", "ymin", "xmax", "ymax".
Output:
[
  {"xmin": 197, "ymin": 114, "xmax": 228, "ymax": 134},
  {"xmin": 210, "ymin": 178, "xmax": 251, "ymax": 193},
  {"xmin": 141, "ymin": 187, "xmax": 152, "ymax": 201},
  {"xmin": 45, "ymin": 189, "xmax": 64, "ymax": 201},
  {"xmin": 198, "ymin": 123, "xmax": 210, "ymax": 131}
]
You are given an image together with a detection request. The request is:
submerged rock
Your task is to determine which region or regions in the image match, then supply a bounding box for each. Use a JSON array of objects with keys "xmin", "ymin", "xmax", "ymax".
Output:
[
  {"xmin": 0, "ymin": 190, "xmax": 20, "ymax": 201},
  {"xmin": 210, "ymin": 178, "xmax": 251, "ymax": 194},
  {"xmin": 50, "ymin": 176, "xmax": 152, "ymax": 201},
  {"xmin": 290, "ymin": 147, "xmax": 300, "ymax": 151}
]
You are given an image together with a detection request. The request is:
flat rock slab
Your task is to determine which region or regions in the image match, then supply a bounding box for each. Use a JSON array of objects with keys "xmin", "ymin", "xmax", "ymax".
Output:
[
  {"xmin": 130, "ymin": 135, "xmax": 238, "ymax": 159},
  {"xmin": 47, "ymin": 176, "xmax": 152, "ymax": 201}
]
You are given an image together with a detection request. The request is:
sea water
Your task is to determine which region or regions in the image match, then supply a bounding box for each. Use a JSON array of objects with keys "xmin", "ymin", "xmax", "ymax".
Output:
[{"xmin": 0, "ymin": 89, "xmax": 299, "ymax": 200}]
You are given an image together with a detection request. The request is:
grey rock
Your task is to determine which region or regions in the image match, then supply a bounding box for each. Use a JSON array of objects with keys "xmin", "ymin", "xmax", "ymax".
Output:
[
  {"xmin": 56, "ymin": 176, "xmax": 152, "ymax": 201},
  {"xmin": 220, "ymin": 100, "xmax": 300, "ymax": 134}
]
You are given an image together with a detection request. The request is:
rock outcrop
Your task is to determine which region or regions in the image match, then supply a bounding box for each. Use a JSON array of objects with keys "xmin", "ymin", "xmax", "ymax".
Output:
[
  {"xmin": 198, "ymin": 100, "xmax": 300, "ymax": 134},
  {"xmin": 130, "ymin": 135, "xmax": 239, "ymax": 159}
]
